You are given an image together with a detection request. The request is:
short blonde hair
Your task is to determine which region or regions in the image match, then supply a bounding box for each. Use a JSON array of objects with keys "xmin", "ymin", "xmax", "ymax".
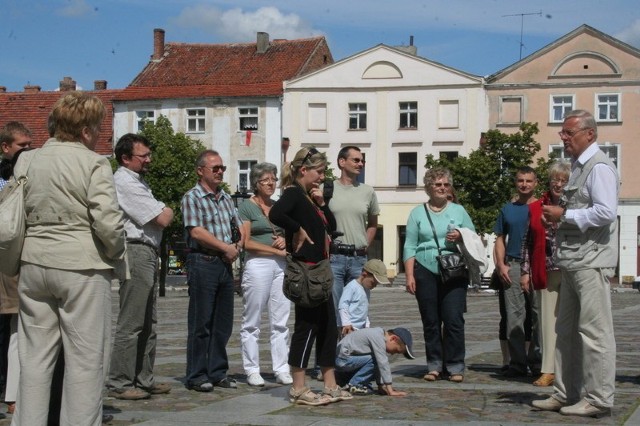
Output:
[
  {"xmin": 423, "ymin": 167, "xmax": 453, "ymax": 189},
  {"xmin": 51, "ymin": 91, "xmax": 105, "ymax": 142}
]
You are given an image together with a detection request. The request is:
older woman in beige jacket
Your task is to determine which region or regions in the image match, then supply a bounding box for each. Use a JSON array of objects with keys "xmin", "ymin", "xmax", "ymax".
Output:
[{"xmin": 13, "ymin": 92, "xmax": 126, "ymax": 426}]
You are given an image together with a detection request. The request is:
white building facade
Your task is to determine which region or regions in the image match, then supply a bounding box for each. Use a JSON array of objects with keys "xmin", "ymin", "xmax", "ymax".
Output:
[{"xmin": 283, "ymin": 45, "xmax": 488, "ymax": 276}]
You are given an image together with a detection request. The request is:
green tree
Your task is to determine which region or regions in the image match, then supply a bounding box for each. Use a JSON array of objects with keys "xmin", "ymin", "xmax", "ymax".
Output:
[{"xmin": 425, "ymin": 122, "xmax": 555, "ymax": 234}]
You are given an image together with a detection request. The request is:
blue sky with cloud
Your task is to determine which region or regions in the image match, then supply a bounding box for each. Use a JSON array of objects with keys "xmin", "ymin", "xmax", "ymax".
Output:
[{"xmin": 1, "ymin": 0, "xmax": 639, "ymax": 92}]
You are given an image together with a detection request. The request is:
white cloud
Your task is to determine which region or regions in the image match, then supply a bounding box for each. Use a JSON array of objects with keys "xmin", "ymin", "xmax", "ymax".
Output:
[
  {"xmin": 614, "ymin": 19, "xmax": 640, "ymax": 48},
  {"xmin": 57, "ymin": 0, "xmax": 93, "ymax": 17},
  {"xmin": 173, "ymin": 5, "xmax": 323, "ymax": 41}
]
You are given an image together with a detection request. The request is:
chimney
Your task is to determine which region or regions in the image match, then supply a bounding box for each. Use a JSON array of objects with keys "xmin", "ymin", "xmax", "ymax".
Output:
[
  {"xmin": 256, "ymin": 32, "xmax": 269, "ymax": 54},
  {"xmin": 24, "ymin": 85, "xmax": 41, "ymax": 93},
  {"xmin": 59, "ymin": 76, "xmax": 76, "ymax": 92},
  {"xmin": 94, "ymin": 80, "xmax": 107, "ymax": 90},
  {"xmin": 410, "ymin": 35, "xmax": 414, "ymax": 46},
  {"xmin": 0, "ymin": 87, "xmax": 6, "ymax": 93},
  {"xmin": 153, "ymin": 28, "xmax": 165, "ymax": 60}
]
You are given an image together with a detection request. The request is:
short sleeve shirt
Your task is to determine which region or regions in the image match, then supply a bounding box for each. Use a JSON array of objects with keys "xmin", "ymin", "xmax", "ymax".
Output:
[
  {"xmin": 493, "ymin": 202, "xmax": 530, "ymax": 259},
  {"xmin": 181, "ymin": 183, "xmax": 241, "ymax": 249}
]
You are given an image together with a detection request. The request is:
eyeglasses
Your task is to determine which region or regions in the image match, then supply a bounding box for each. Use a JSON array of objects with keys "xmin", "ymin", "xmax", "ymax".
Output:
[
  {"xmin": 132, "ymin": 153, "xmax": 152, "ymax": 160},
  {"xmin": 550, "ymin": 178, "xmax": 568, "ymax": 186},
  {"xmin": 204, "ymin": 165, "xmax": 227, "ymax": 173},
  {"xmin": 350, "ymin": 158, "xmax": 366, "ymax": 164},
  {"xmin": 258, "ymin": 177, "xmax": 278, "ymax": 185},
  {"xmin": 302, "ymin": 147, "xmax": 319, "ymax": 165},
  {"xmin": 432, "ymin": 182, "xmax": 451, "ymax": 188},
  {"xmin": 558, "ymin": 128, "xmax": 589, "ymax": 138}
]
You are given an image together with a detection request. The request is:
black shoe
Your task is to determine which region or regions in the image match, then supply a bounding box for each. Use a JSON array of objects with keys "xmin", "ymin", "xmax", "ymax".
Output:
[
  {"xmin": 213, "ymin": 377, "xmax": 237, "ymax": 389},
  {"xmin": 186, "ymin": 381, "xmax": 214, "ymax": 392},
  {"xmin": 102, "ymin": 413, "xmax": 114, "ymax": 423},
  {"xmin": 502, "ymin": 368, "xmax": 527, "ymax": 378}
]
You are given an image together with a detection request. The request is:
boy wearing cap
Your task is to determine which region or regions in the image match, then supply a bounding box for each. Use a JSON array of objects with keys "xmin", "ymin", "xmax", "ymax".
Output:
[
  {"xmin": 336, "ymin": 327, "xmax": 414, "ymax": 396},
  {"xmin": 338, "ymin": 259, "xmax": 389, "ymax": 338}
]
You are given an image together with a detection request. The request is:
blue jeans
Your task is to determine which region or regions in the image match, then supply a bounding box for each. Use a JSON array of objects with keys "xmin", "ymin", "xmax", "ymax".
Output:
[
  {"xmin": 185, "ymin": 253, "xmax": 234, "ymax": 386},
  {"xmin": 414, "ymin": 262, "xmax": 467, "ymax": 375},
  {"xmin": 335, "ymin": 354, "xmax": 376, "ymax": 386},
  {"xmin": 330, "ymin": 254, "xmax": 367, "ymax": 326}
]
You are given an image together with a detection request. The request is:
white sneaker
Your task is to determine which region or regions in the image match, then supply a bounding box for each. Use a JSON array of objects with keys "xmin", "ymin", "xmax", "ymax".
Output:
[
  {"xmin": 275, "ymin": 372, "xmax": 293, "ymax": 385},
  {"xmin": 247, "ymin": 372, "xmax": 265, "ymax": 387}
]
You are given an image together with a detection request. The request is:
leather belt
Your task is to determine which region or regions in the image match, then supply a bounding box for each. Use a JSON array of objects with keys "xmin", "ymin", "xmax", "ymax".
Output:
[
  {"xmin": 330, "ymin": 246, "xmax": 367, "ymax": 257},
  {"xmin": 505, "ymin": 255, "xmax": 520, "ymax": 262},
  {"xmin": 127, "ymin": 240, "xmax": 159, "ymax": 255}
]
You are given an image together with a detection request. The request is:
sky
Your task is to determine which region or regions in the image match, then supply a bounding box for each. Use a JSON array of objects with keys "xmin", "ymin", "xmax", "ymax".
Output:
[{"xmin": 1, "ymin": 0, "xmax": 640, "ymax": 92}]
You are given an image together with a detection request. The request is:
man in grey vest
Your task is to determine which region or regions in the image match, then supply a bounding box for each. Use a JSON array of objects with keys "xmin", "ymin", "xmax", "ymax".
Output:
[{"xmin": 533, "ymin": 110, "xmax": 618, "ymax": 418}]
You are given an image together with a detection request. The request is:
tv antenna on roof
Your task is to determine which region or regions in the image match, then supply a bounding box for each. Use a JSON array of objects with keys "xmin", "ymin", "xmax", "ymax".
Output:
[{"xmin": 502, "ymin": 10, "xmax": 552, "ymax": 60}]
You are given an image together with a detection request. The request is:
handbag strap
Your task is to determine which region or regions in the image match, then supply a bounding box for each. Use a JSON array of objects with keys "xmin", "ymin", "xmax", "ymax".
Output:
[{"xmin": 423, "ymin": 203, "xmax": 443, "ymax": 255}]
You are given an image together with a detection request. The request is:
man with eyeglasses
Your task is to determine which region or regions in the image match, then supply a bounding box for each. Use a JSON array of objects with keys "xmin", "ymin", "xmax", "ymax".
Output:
[
  {"xmin": 328, "ymin": 146, "xmax": 380, "ymax": 331},
  {"xmin": 493, "ymin": 166, "xmax": 541, "ymax": 379},
  {"xmin": 107, "ymin": 133, "xmax": 174, "ymax": 400},
  {"xmin": 181, "ymin": 150, "xmax": 243, "ymax": 392},
  {"xmin": 533, "ymin": 110, "xmax": 618, "ymax": 418}
]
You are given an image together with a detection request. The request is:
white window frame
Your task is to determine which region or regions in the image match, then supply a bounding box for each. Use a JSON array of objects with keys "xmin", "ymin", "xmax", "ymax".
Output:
[
  {"xmin": 238, "ymin": 160, "xmax": 257, "ymax": 193},
  {"xmin": 399, "ymin": 102, "xmax": 418, "ymax": 129},
  {"xmin": 348, "ymin": 103, "xmax": 367, "ymax": 130},
  {"xmin": 186, "ymin": 108, "xmax": 206, "ymax": 133},
  {"xmin": 549, "ymin": 143, "xmax": 620, "ymax": 171},
  {"xmin": 238, "ymin": 107, "xmax": 259, "ymax": 131},
  {"xmin": 136, "ymin": 110, "xmax": 155, "ymax": 132},
  {"xmin": 549, "ymin": 95, "xmax": 574, "ymax": 123},
  {"xmin": 595, "ymin": 93, "xmax": 620, "ymax": 122}
]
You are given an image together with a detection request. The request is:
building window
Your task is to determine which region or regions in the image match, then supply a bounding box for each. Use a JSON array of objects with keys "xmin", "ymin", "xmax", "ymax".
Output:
[
  {"xmin": 550, "ymin": 143, "xmax": 620, "ymax": 170},
  {"xmin": 398, "ymin": 152, "xmax": 417, "ymax": 186},
  {"xmin": 239, "ymin": 107, "xmax": 258, "ymax": 130},
  {"xmin": 348, "ymin": 103, "xmax": 367, "ymax": 130},
  {"xmin": 596, "ymin": 94, "xmax": 620, "ymax": 122},
  {"xmin": 438, "ymin": 100, "xmax": 459, "ymax": 129},
  {"xmin": 356, "ymin": 153, "xmax": 366, "ymax": 184},
  {"xmin": 308, "ymin": 103, "xmax": 327, "ymax": 131},
  {"xmin": 238, "ymin": 160, "xmax": 257, "ymax": 192},
  {"xmin": 136, "ymin": 110, "xmax": 155, "ymax": 132},
  {"xmin": 186, "ymin": 108, "xmax": 206, "ymax": 133},
  {"xmin": 499, "ymin": 96, "xmax": 523, "ymax": 124},
  {"xmin": 399, "ymin": 102, "xmax": 418, "ymax": 129},
  {"xmin": 440, "ymin": 151, "xmax": 459, "ymax": 162},
  {"xmin": 550, "ymin": 95, "xmax": 574, "ymax": 122}
]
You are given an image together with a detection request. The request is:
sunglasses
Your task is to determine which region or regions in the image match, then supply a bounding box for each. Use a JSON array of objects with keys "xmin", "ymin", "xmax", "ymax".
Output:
[
  {"xmin": 204, "ymin": 165, "xmax": 227, "ymax": 173},
  {"xmin": 302, "ymin": 147, "xmax": 319, "ymax": 165},
  {"xmin": 432, "ymin": 182, "xmax": 451, "ymax": 188}
]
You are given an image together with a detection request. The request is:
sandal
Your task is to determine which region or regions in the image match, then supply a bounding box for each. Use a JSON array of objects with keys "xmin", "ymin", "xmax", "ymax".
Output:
[
  {"xmin": 323, "ymin": 385, "xmax": 353, "ymax": 402},
  {"xmin": 449, "ymin": 374, "xmax": 464, "ymax": 383},
  {"xmin": 423, "ymin": 371, "xmax": 441, "ymax": 382},
  {"xmin": 289, "ymin": 386, "xmax": 332, "ymax": 406}
]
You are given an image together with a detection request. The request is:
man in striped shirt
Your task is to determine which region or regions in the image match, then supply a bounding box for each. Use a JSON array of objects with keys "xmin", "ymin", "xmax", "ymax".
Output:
[{"xmin": 181, "ymin": 149, "xmax": 243, "ymax": 392}]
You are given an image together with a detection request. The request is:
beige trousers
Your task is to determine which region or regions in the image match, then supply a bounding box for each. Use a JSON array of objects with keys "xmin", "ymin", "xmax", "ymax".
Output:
[
  {"xmin": 12, "ymin": 264, "xmax": 112, "ymax": 426},
  {"xmin": 553, "ymin": 268, "xmax": 616, "ymax": 408},
  {"xmin": 534, "ymin": 287, "xmax": 559, "ymax": 374}
]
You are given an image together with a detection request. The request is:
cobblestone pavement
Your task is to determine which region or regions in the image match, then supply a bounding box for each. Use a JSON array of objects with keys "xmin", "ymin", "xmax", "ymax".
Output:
[{"xmin": 2, "ymin": 286, "xmax": 639, "ymax": 425}]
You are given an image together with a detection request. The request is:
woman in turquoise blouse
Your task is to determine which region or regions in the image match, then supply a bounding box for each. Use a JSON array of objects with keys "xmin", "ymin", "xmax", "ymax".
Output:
[{"xmin": 404, "ymin": 167, "xmax": 475, "ymax": 383}]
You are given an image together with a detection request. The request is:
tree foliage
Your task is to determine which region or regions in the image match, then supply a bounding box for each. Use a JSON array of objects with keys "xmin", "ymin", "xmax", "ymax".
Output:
[
  {"xmin": 138, "ymin": 115, "xmax": 205, "ymax": 239},
  {"xmin": 425, "ymin": 122, "xmax": 555, "ymax": 234}
]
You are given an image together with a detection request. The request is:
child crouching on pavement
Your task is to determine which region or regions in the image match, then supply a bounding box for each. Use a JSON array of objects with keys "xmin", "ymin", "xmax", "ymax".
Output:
[
  {"xmin": 338, "ymin": 259, "xmax": 389, "ymax": 337},
  {"xmin": 335, "ymin": 327, "xmax": 415, "ymax": 396}
]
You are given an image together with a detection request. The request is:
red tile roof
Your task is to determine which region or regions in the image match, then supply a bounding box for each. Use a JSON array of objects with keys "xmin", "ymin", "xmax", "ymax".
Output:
[
  {"xmin": 0, "ymin": 90, "xmax": 121, "ymax": 155},
  {"xmin": 121, "ymin": 36, "xmax": 333, "ymax": 101}
]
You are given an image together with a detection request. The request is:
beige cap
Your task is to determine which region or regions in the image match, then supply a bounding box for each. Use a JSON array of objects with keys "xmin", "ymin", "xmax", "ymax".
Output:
[{"xmin": 363, "ymin": 259, "xmax": 390, "ymax": 284}]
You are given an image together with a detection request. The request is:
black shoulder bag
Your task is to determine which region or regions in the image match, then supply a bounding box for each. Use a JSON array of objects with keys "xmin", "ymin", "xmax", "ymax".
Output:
[{"xmin": 423, "ymin": 204, "xmax": 469, "ymax": 284}]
